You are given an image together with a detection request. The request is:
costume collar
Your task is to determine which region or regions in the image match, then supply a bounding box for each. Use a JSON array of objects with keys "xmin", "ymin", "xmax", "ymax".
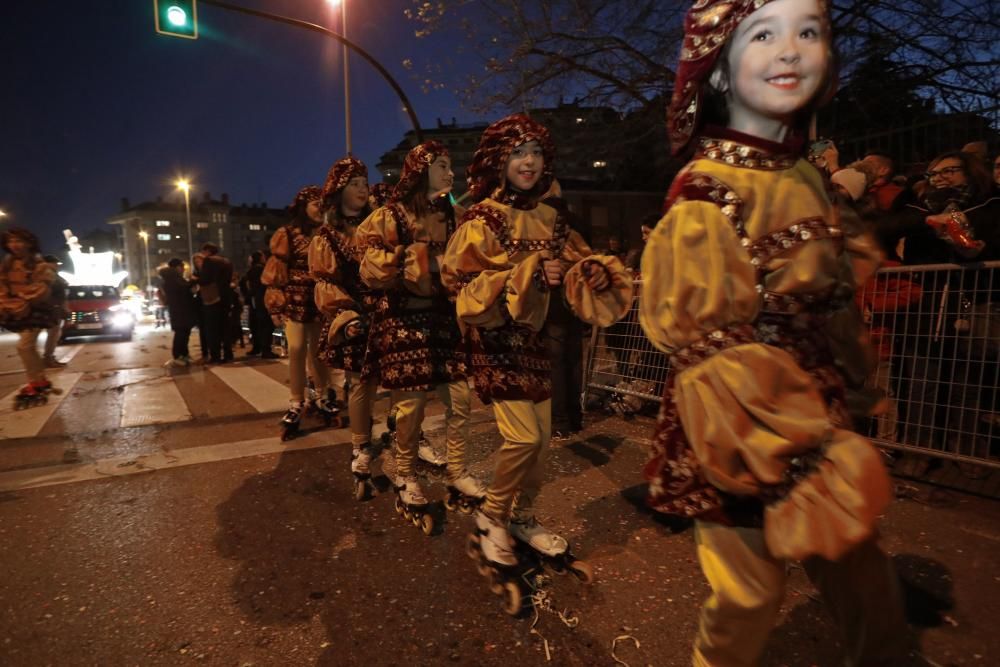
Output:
[
  {"xmin": 493, "ymin": 187, "xmax": 538, "ymax": 211},
  {"xmin": 696, "ymin": 126, "xmax": 802, "ymax": 170}
]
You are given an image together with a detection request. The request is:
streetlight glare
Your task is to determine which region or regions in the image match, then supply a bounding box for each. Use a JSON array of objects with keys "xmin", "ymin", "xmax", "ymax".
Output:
[
  {"xmin": 176, "ymin": 179, "xmax": 191, "ymax": 192},
  {"xmin": 326, "ymin": 0, "xmax": 343, "ymax": 6},
  {"xmin": 138, "ymin": 230, "xmax": 149, "ymax": 240}
]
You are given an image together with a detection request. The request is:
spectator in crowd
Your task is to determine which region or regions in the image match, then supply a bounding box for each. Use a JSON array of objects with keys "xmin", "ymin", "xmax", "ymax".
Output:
[
  {"xmin": 860, "ymin": 152, "xmax": 904, "ymax": 212},
  {"xmin": 159, "ymin": 258, "xmax": 196, "ymax": 367},
  {"xmin": 197, "ymin": 243, "xmax": 235, "ymax": 363},
  {"xmin": 41, "ymin": 254, "xmax": 68, "ymax": 368},
  {"xmin": 241, "ymin": 251, "xmax": 275, "ymax": 357},
  {"xmin": 993, "ymin": 153, "xmax": 1000, "ymax": 193}
]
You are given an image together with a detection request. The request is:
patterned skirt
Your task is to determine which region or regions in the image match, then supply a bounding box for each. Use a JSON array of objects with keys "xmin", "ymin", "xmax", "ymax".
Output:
[
  {"xmin": 467, "ymin": 321, "xmax": 551, "ymax": 405},
  {"xmin": 319, "ymin": 293, "xmax": 381, "ymax": 379},
  {"xmin": 369, "ymin": 295, "xmax": 464, "ymax": 391},
  {"xmin": 644, "ymin": 311, "xmax": 851, "ymax": 526}
]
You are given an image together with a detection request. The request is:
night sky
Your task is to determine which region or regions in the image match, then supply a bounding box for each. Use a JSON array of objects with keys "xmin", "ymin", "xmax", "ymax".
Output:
[{"xmin": 2, "ymin": 0, "xmax": 480, "ymax": 253}]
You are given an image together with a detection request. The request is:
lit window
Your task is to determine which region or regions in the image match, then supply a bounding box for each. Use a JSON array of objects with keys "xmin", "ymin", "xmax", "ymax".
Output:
[
  {"xmin": 157, "ymin": 233, "xmax": 171, "ymax": 241},
  {"xmin": 196, "ymin": 222, "xmax": 209, "ymax": 229},
  {"xmin": 249, "ymin": 224, "xmax": 261, "ymax": 231},
  {"xmin": 575, "ymin": 117, "xmax": 584, "ymax": 124},
  {"xmin": 593, "ymin": 160, "xmax": 607, "ymax": 168},
  {"xmin": 156, "ymin": 220, "xmax": 170, "ymax": 227}
]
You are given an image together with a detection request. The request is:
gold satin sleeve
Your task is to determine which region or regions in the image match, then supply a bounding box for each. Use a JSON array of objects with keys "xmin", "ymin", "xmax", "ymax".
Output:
[
  {"xmin": 307, "ymin": 233, "xmax": 338, "ymax": 282},
  {"xmin": 402, "ymin": 242, "xmax": 434, "ymax": 297},
  {"xmin": 20, "ymin": 262, "xmax": 56, "ymax": 303},
  {"xmin": 327, "ymin": 309, "xmax": 361, "ymax": 345},
  {"xmin": 563, "ymin": 254, "xmax": 634, "ymax": 327},
  {"xmin": 269, "ymin": 227, "xmax": 290, "ymax": 260},
  {"xmin": 357, "ymin": 207, "xmax": 404, "ymax": 290},
  {"xmin": 442, "ymin": 217, "xmax": 549, "ymax": 331}
]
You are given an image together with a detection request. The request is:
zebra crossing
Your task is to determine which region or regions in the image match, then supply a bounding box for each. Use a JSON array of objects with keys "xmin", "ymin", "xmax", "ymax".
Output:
[{"xmin": 0, "ymin": 361, "xmax": 322, "ymax": 441}]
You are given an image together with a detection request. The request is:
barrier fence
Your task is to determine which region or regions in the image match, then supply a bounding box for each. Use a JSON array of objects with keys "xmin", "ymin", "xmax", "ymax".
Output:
[{"xmin": 584, "ymin": 262, "xmax": 1000, "ymax": 470}]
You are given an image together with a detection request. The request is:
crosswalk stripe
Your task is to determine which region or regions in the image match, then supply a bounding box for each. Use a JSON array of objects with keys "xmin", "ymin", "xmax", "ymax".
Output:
[
  {"xmin": 209, "ymin": 365, "xmax": 289, "ymax": 413},
  {"xmin": 0, "ymin": 372, "xmax": 84, "ymax": 440},
  {"xmin": 120, "ymin": 370, "xmax": 192, "ymax": 428}
]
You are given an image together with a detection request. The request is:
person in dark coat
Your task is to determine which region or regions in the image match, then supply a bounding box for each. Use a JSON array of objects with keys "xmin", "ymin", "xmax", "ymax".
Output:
[
  {"xmin": 197, "ymin": 243, "xmax": 235, "ymax": 363},
  {"xmin": 159, "ymin": 258, "xmax": 196, "ymax": 367},
  {"xmin": 241, "ymin": 251, "xmax": 275, "ymax": 357}
]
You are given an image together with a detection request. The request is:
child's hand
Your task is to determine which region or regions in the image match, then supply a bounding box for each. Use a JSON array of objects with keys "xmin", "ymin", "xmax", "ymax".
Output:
[
  {"xmin": 542, "ymin": 259, "xmax": 565, "ymax": 287},
  {"xmin": 345, "ymin": 320, "xmax": 365, "ymax": 339},
  {"xmin": 584, "ymin": 261, "xmax": 610, "ymax": 291}
]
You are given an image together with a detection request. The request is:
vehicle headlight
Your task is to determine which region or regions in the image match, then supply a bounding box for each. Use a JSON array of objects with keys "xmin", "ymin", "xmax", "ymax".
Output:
[{"xmin": 112, "ymin": 313, "xmax": 134, "ymax": 328}]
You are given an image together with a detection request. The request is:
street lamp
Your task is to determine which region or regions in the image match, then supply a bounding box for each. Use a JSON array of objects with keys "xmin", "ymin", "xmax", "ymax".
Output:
[
  {"xmin": 326, "ymin": 0, "xmax": 352, "ymax": 154},
  {"xmin": 138, "ymin": 230, "xmax": 152, "ymax": 295},
  {"xmin": 176, "ymin": 179, "xmax": 194, "ymax": 269}
]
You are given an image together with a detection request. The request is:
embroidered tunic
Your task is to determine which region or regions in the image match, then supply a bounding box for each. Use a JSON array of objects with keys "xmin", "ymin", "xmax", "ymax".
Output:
[
  {"xmin": 308, "ymin": 216, "xmax": 376, "ymax": 377},
  {"xmin": 639, "ymin": 130, "xmax": 889, "ymax": 560},
  {"xmin": 442, "ymin": 193, "xmax": 633, "ymax": 404},
  {"xmin": 269, "ymin": 226, "xmax": 319, "ymax": 324},
  {"xmin": 357, "ymin": 202, "xmax": 464, "ymax": 391}
]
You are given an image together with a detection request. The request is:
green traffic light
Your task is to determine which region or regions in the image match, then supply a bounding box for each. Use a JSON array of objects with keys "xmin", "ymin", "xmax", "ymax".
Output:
[{"xmin": 166, "ymin": 6, "xmax": 188, "ymax": 27}]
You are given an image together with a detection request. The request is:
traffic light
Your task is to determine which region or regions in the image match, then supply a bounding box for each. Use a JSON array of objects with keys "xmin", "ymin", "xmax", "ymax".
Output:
[{"xmin": 154, "ymin": 0, "xmax": 198, "ymax": 40}]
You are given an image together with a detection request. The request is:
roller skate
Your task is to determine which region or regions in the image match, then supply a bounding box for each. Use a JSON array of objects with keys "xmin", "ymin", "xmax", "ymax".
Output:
[
  {"xmin": 415, "ymin": 434, "xmax": 447, "ymax": 480},
  {"xmin": 444, "ymin": 470, "xmax": 487, "ymax": 514},
  {"xmin": 313, "ymin": 389, "xmax": 346, "ymax": 428},
  {"xmin": 13, "ymin": 380, "xmax": 59, "ymax": 411},
  {"xmin": 279, "ymin": 400, "xmax": 304, "ymax": 441},
  {"xmin": 510, "ymin": 514, "xmax": 593, "ymax": 584},
  {"xmin": 467, "ymin": 510, "xmax": 525, "ymax": 615},
  {"xmin": 393, "ymin": 475, "xmax": 435, "ymax": 535},
  {"xmin": 351, "ymin": 443, "xmax": 379, "ymax": 501}
]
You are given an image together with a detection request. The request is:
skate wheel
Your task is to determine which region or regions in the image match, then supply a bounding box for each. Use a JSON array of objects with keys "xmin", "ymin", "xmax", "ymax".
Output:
[
  {"xmin": 501, "ymin": 582, "xmax": 522, "ymax": 616},
  {"xmin": 459, "ymin": 503, "xmax": 474, "ymax": 516},
  {"xmin": 411, "ymin": 513, "xmax": 421, "ymax": 527},
  {"xmin": 394, "ymin": 497, "xmax": 404, "ymax": 515},
  {"xmin": 465, "ymin": 534, "xmax": 481, "ymax": 560},
  {"xmin": 476, "ymin": 558, "xmax": 493, "ymax": 578},
  {"xmin": 569, "ymin": 559, "xmax": 595, "ymax": 584},
  {"xmin": 420, "ymin": 514, "xmax": 434, "ymax": 536},
  {"xmin": 353, "ymin": 481, "xmax": 366, "ymax": 501},
  {"xmin": 443, "ymin": 496, "xmax": 456, "ymax": 512},
  {"xmin": 488, "ymin": 570, "xmax": 504, "ymax": 595}
]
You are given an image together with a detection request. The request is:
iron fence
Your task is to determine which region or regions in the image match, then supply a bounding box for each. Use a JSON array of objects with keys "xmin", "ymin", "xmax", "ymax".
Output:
[{"xmin": 585, "ymin": 263, "xmax": 1000, "ymax": 469}]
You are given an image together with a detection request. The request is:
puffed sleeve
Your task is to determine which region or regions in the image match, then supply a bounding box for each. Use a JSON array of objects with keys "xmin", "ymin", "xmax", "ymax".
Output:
[
  {"xmin": 307, "ymin": 233, "xmax": 358, "ymax": 327},
  {"xmin": 358, "ymin": 207, "xmax": 404, "ymax": 290},
  {"xmin": 561, "ymin": 229, "xmax": 634, "ymax": 327},
  {"xmin": 441, "ymin": 215, "xmax": 549, "ymax": 331},
  {"xmin": 22, "ymin": 261, "xmax": 55, "ymax": 303},
  {"xmin": 269, "ymin": 227, "xmax": 290, "ymax": 260}
]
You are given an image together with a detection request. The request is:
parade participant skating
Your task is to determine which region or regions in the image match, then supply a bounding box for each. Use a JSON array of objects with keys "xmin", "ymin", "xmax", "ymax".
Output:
[
  {"xmin": 0, "ymin": 228, "xmax": 59, "ymax": 409},
  {"xmin": 308, "ymin": 156, "xmax": 380, "ymax": 498},
  {"xmin": 357, "ymin": 141, "xmax": 483, "ymax": 532},
  {"xmin": 442, "ymin": 114, "xmax": 633, "ymax": 605},
  {"xmin": 265, "ymin": 186, "xmax": 337, "ymax": 440},
  {"xmin": 639, "ymin": 0, "xmax": 909, "ymax": 663}
]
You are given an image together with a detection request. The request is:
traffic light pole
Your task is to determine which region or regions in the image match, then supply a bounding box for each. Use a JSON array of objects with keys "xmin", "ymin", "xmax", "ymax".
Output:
[{"xmin": 198, "ymin": 0, "xmax": 423, "ymax": 143}]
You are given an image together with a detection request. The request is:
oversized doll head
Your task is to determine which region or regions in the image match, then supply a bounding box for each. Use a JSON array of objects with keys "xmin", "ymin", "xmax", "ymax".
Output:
[
  {"xmin": 287, "ymin": 185, "xmax": 323, "ymax": 226},
  {"xmin": 467, "ymin": 113, "xmax": 555, "ymax": 203},
  {"xmin": 667, "ymin": 0, "xmax": 837, "ymax": 155},
  {"xmin": 321, "ymin": 156, "xmax": 370, "ymax": 223}
]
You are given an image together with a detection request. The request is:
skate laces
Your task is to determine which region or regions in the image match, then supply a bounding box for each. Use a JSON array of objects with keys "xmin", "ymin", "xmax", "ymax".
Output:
[
  {"xmin": 511, "ymin": 516, "xmax": 568, "ymax": 552},
  {"xmin": 399, "ymin": 477, "xmax": 427, "ymax": 504}
]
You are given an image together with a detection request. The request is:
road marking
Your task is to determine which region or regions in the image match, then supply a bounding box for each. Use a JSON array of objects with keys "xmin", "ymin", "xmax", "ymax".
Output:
[
  {"xmin": 120, "ymin": 371, "xmax": 192, "ymax": 428},
  {"xmin": 0, "ymin": 412, "xmax": 463, "ymax": 492},
  {"xmin": 0, "ymin": 373, "xmax": 84, "ymax": 440},
  {"xmin": 209, "ymin": 365, "xmax": 289, "ymax": 413},
  {"xmin": 58, "ymin": 344, "xmax": 84, "ymax": 365}
]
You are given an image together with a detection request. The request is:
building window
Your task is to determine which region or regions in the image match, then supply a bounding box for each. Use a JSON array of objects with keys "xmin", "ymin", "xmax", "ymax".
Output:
[
  {"xmin": 156, "ymin": 220, "xmax": 170, "ymax": 227},
  {"xmin": 196, "ymin": 222, "xmax": 209, "ymax": 229},
  {"xmin": 157, "ymin": 233, "xmax": 171, "ymax": 241},
  {"xmin": 592, "ymin": 160, "xmax": 607, "ymax": 168},
  {"xmin": 249, "ymin": 224, "xmax": 261, "ymax": 231}
]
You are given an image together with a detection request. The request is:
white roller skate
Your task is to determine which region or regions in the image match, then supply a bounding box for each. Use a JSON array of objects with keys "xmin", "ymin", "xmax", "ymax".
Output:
[
  {"xmin": 313, "ymin": 391, "xmax": 343, "ymax": 428},
  {"xmin": 414, "ymin": 434, "xmax": 446, "ymax": 480},
  {"xmin": 510, "ymin": 515, "xmax": 593, "ymax": 584},
  {"xmin": 351, "ymin": 444, "xmax": 377, "ymax": 501},
  {"xmin": 467, "ymin": 510, "xmax": 523, "ymax": 615},
  {"xmin": 444, "ymin": 471, "xmax": 487, "ymax": 514},
  {"xmin": 393, "ymin": 475, "xmax": 435, "ymax": 535},
  {"xmin": 279, "ymin": 400, "xmax": 304, "ymax": 441}
]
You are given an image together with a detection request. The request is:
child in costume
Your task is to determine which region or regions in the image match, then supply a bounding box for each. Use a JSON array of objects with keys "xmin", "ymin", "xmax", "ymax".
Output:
[
  {"xmin": 0, "ymin": 228, "xmax": 59, "ymax": 407},
  {"xmin": 308, "ymin": 157, "xmax": 379, "ymax": 495},
  {"xmin": 639, "ymin": 0, "xmax": 909, "ymax": 664},
  {"xmin": 265, "ymin": 186, "xmax": 336, "ymax": 437},
  {"xmin": 441, "ymin": 114, "xmax": 633, "ymax": 569},
  {"xmin": 357, "ymin": 141, "xmax": 484, "ymax": 523}
]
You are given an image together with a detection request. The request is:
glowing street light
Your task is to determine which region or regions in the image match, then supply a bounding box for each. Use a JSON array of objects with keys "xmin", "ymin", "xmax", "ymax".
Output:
[
  {"xmin": 326, "ymin": 0, "xmax": 352, "ymax": 154},
  {"xmin": 138, "ymin": 230, "xmax": 152, "ymax": 294},
  {"xmin": 176, "ymin": 178, "xmax": 194, "ymax": 269}
]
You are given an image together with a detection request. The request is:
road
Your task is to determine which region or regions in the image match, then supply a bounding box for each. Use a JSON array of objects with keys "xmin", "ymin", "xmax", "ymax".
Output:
[{"xmin": 0, "ymin": 324, "xmax": 998, "ymax": 666}]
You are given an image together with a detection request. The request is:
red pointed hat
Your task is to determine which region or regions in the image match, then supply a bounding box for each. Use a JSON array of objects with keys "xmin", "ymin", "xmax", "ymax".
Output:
[
  {"xmin": 321, "ymin": 156, "xmax": 368, "ymax": 209},
  {"xmin": 667, "ymin": 0, "xmax": 832, "ymax": 156},
  {"xmin": 467, "ymin": 113, "xmax": 555, "ymax": 202},
  {"xmin": 390, "ymin": 140, "xmax": 450, "ymax": 203}
]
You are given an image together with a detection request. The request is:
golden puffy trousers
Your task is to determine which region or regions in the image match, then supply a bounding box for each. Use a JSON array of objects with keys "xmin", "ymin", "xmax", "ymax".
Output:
[
  {"xmin": 482, "ymin": 398, "xmax": 552, "ymax": 523},
  {"xmin": 391, "ymin": 380, "xmax": 471, "ymax": 479},
  {"xmin": 346, "ymin": 371, "xmax": 378, "ymax": 449},
  {"xmin": 692, "ymin": 521, "xmax": 909, "ymax": 667}
]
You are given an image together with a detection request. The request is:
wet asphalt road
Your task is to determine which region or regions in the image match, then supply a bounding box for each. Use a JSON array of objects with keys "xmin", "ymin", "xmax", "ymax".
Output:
[{"xmin": 1, "ymin": 327, "xmax": 999, "ymax": 666}]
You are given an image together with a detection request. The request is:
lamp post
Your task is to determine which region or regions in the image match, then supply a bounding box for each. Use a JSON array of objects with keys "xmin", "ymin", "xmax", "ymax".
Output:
[
  {"xmin": 327, "ymin": 0, "xmax": 351, "ymax": 154},
  {"xmin": 176, "ymin": 179, "xmax": 194, "ymax": 269},
  {"xmin": 138, "ymin": 230, "xmax": 151, "ymax": 296}
]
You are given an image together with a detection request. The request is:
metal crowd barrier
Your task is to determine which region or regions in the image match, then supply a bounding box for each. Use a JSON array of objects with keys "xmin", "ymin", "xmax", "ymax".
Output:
[{"xmin": 584, "ymin": 263, "xmax": 1000, "ymax": 470}]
